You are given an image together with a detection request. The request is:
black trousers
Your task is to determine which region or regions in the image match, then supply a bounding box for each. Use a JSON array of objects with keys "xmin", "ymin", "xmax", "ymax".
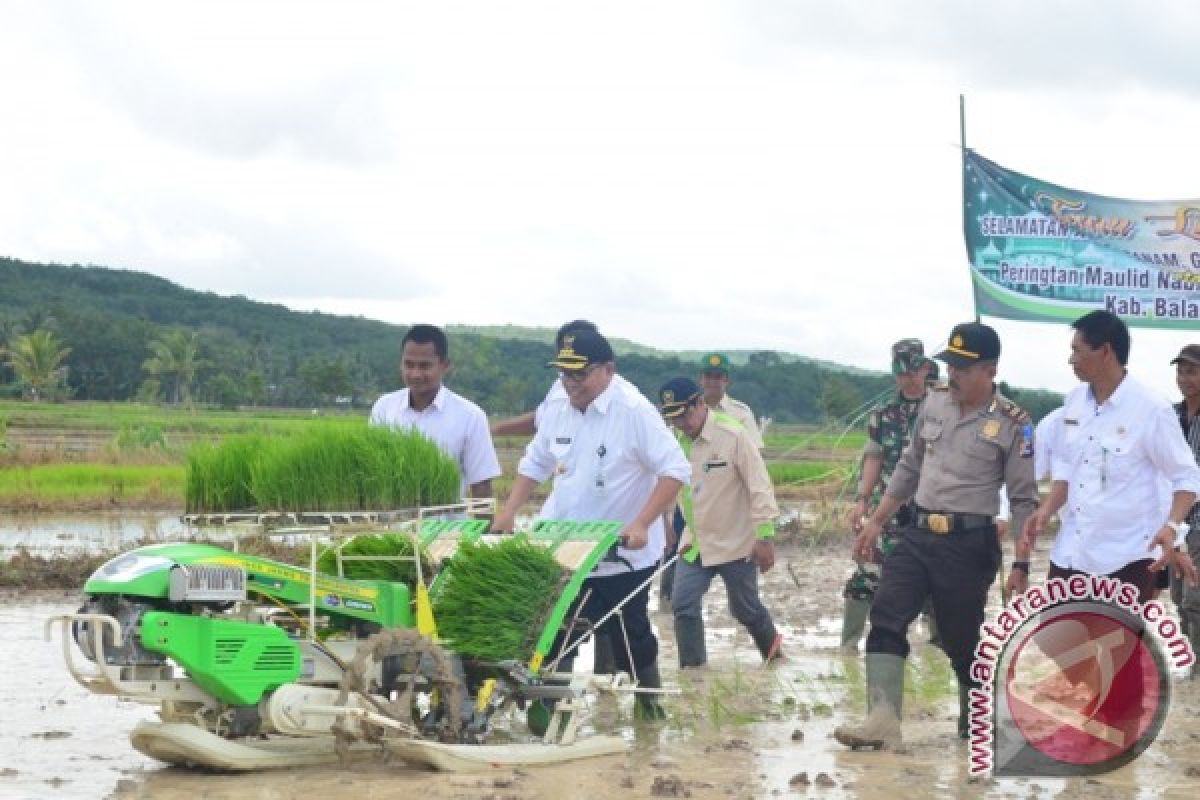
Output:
[
  {"xmin": 865, "ymin": 523, "xmax": 1001, "ymax": 686},
  {"xmin": 555, "ymin": 565, "xmax": 659, "ymax": 676}
]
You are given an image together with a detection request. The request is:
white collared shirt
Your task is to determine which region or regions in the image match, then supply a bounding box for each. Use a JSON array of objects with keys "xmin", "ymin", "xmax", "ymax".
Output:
[
  {"xmin": 369, "ymin": 385, "xmax": 502, "ymax": 494},
  {"xmin": 519, "ymin": 377, "xmax": 690, "ymax": 576},
  {"xmin": 1034, "ymin": 406, "xmax": 1064, "ymax": 481},
  {"xmin": 1050, "ymin": 375, "xmax": 1200, "ymax": 575},
  {"xmin": 533, "ymin": 373, "xmax": 640, "ymax": 430}
]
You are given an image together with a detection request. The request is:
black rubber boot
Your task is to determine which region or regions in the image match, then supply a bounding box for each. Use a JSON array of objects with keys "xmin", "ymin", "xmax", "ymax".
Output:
[
  {"xmin": 633, "ymin": 662, "xmax": 667, "ymax": 721},
  {"xmin": 674, "ymin": 615, "xmax": 707, "ymax": 668},
  {"xmin": 957, "ymin": 681, "xmax": 970, "ymax": 740},
  {"xmin": 593, "ymin": 631, "xmax": 617, "ymax": 675}
]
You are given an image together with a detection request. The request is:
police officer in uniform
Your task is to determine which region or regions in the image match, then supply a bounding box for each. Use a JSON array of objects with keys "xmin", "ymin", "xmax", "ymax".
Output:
[{"xmin": 834, "ymin": 322, "xmax": 1037, "ymax": 748}]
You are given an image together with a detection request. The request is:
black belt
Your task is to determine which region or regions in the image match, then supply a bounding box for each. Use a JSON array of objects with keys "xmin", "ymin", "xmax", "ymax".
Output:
[{"xmin": 914, "ymin": 508, "xmax": 993, "ymax": 535}]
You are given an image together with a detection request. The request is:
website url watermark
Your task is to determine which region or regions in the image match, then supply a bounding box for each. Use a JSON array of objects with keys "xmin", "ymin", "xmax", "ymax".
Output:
[{"xmin": 968, "ymin": 574, "xmax": 1194, "ymax": 777}]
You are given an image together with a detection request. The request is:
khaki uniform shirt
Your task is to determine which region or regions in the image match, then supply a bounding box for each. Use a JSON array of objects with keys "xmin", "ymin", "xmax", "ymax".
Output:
[
  {"xmin": 679, "ymin": 410, "xmax": 779, "ymax": 566},
  {"xmin": 885, "ymin": 387, "xmax": 1037, "ymax": 537},
  {"xmin": 715, "ymin": 395, "xmax": 764, "ymax": 450}
]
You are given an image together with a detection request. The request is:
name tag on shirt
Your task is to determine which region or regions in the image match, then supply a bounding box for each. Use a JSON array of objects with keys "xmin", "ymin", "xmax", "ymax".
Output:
[
  {"xmin": 703, "ymin": 460, "xmax": 728, "ymax": 472},
  {"xmin": 555, "ymin": 437, "xmax": 572, "ymax": 445}
]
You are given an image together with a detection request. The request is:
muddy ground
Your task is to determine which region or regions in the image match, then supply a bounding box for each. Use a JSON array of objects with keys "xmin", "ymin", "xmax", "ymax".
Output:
[{"xmin": 3, "ymin": 532, "xmax": 1198, "ymax": 799}]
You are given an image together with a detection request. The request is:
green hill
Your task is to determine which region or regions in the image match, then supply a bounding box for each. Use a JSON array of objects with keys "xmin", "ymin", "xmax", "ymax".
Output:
[{"xmin": 0, "ymin": 257, "xmax": 1061, "ymax": 422}]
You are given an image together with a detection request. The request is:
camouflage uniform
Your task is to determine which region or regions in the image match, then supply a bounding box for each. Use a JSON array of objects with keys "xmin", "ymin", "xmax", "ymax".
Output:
[{"xmin": 842, "ymin": 391, "xmax": 923, "ymax": 600}]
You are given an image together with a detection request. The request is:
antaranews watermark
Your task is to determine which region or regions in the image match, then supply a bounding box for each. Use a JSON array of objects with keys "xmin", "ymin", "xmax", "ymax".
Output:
[{"xmin": 968, "ymin": 574, "xmax": 1195, "ymax": 777}]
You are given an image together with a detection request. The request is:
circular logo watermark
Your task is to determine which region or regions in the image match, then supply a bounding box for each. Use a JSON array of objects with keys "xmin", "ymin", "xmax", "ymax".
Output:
[
  {"xmin": 967, "ymin": 576, "xmax": 1192, "ymax": 777},
  {"xmin": 995, "ymin": 602, "xmax": 1169, "ymax": 776}
]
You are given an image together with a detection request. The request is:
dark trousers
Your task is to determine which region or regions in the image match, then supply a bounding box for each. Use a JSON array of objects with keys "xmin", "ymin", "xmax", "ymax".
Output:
[
  {"xmin": 1170, "ymin": 529, "xmax": 1200, "ymax": 638},
  {"xmin": 1046, "ymin": 558, "xmax": 1156, "ymax": 723},
  {"xmin": 555, "ymin": 565, "xmax": 659, "ymax": 677},
  {"xmin": 672, "ymin": 554, "xmax": 777, "ymax": 665},
  {"xmin": 1048, "ymin": 558, "xmax": 1157, "ymax": 605},
  {"xmin": 866, "ymin": 523, "xmax": 1001, "ymax": 686}
]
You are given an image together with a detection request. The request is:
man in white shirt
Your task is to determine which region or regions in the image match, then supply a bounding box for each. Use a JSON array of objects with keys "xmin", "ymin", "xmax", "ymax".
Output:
[
  {"xmin": 369, "ymin": 324, "xmax": 502, "ymax": 501},
  {"xmin": 493, "ymin": 330, "xmax": 690, "ymax": 717},
  {"xmin": 490, "ymin": 319, "xmax": 645, "ymax": 435},
  {"xmin": 1015, "ymin": 311, "xmax": 1200, "ymax": 601},
  {"xmin": 489, "ymin": 319, "xmax": 652, "ymax": 675}
]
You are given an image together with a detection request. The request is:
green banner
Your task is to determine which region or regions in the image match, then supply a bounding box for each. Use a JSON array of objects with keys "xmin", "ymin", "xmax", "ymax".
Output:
[{"xmin": 964, "ymin": 150, "xmax": 1200, "ymax": 328}]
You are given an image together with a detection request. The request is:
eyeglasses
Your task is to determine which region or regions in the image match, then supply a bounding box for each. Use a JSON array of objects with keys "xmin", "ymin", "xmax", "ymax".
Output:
[{"xmin": 559, "ymin": 365, "xmax": 599, "ymax": 383}]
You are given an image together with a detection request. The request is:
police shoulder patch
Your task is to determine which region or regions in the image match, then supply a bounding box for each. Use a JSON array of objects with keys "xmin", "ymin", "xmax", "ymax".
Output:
[{"xmin": 997, "ymin": 397, "xmax": 1031, "ymax": 426}]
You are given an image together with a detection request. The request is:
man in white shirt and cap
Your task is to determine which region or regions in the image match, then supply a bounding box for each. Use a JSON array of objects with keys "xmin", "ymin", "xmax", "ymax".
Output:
[{"xmin": 493, "ymin": 329, "xmax": 690, "ymax": 717}]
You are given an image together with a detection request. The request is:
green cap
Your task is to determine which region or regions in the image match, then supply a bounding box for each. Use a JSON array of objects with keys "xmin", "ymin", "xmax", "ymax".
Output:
[
  {"xmin": 891, "ymin": 339, "xmax": 928, "ymax": 376},
  {"xmin": 700, "ymin": 352, "xmax": 731, "ymax": 375}
]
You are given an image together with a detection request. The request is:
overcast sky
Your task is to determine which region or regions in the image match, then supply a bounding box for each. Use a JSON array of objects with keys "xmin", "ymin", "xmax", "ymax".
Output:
[{"xmin": 4, "ymin": 1, "xmax": 1200, "ymax": 400}]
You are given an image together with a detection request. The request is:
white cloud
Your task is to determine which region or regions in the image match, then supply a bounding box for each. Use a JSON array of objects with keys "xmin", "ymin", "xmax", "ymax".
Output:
[{"xmin": 2, "ymin": 1, "xmax": 1199, "ymax": 401}]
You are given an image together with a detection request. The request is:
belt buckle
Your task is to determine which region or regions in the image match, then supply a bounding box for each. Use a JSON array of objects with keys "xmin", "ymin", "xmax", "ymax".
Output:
[{"xmin": 927, "ymin": 513, "xmax": 951, "ymax": 535}]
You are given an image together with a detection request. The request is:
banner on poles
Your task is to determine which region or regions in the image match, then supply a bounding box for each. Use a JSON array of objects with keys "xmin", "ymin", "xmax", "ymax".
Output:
[{"xmin": 964, "ymin": 150, "xmax": 1200, "ymax": 328}]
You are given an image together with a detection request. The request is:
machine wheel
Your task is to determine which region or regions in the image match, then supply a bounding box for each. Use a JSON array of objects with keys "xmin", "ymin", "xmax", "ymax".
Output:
[{"xmin": 332, "ymin": 629, "xmax": 467, "ymax": 760}]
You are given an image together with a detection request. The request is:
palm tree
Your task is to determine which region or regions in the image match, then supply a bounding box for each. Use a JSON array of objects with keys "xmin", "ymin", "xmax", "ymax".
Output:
[
  {"xmin": 143, "ymin": 330, "xmax": 202, "ymax": 404},
  {"xmin": 3, "ymin": 329, "xmax": 72, "ymax": 402}
]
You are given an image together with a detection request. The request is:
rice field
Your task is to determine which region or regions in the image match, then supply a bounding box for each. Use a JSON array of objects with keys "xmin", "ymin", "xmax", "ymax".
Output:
[
  {"xmin": 0, "ymin": 463, "xmax": 186, "ymax": 510},
  {"xmin": 766, "ymin": 461, "xmax": 851, "ymax": 487},
  {"xmin": 0, "ymin": 399, "xmax": 342, "ymax": 437},
  {"xmin": 0, "ymin": 404, "xmax": 865, "ymax": 510}
]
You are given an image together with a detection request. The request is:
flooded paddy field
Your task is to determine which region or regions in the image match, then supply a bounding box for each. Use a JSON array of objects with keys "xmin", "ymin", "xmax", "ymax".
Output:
[{"xmin": 2, "ymin": 518, "xmax": 1198, "ymax": 799}]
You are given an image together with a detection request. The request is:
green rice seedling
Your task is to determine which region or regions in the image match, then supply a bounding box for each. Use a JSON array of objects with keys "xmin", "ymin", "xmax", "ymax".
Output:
[
  {"xmin": 185, "ymin": 436, "xmax": 264, "ymax": 512},
  {"xmin": 432, "ymin": 536, "xmax": 565, "ymax": 662},
  {"xmin": 186, "ymin": 421, "xmax": 461, "ymax": 513},
  {"xmin": 315, "ymin": 532, "xmax": 430, "ymax": 587}
]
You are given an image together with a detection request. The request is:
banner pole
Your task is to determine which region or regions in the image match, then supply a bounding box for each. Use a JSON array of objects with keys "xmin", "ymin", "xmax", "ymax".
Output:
[{"xmin": 960, "ymin": 94, "xmax": 979, "ymax": 323}]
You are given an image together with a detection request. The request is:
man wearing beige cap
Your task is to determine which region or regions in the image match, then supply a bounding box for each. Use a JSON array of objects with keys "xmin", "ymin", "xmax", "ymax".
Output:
[
  {"xmin": 658, "ymin": 377, "xmax": 783, "ymax": 668},
  {"xmin": 698, "ymin": 353, "xmax": 763, "ymax": 450},
  {"xmin": 1171, "ymin": 343, "xmax": 1200, "ymax": 677},
  {"xmin": 660, "ymin": 353, "xmax": 765, "ymax": 608}
]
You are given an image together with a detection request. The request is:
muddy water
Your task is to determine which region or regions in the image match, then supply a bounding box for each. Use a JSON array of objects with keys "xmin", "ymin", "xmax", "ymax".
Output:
[
  {"xmin": 0, "ymin": 512, "xmax": 191, "ymax": 557},
  {"xmin": 4, "ymin": 537, "xmax": 1199, "ymax": 799}
]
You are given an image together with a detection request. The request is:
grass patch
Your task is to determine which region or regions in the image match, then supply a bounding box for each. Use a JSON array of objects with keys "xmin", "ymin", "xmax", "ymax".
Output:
[
  {"xmin": 0, "ymin": 399, "xmax": 349, "ymax": 437},
  {"xmin": 765, "ymin": 430, "xmax": 866, "ymax": 451},
  {"xmin": 0, "ymin": 463, "xmax": 185, "ymax": 509},
  {"xmin": 766, "ymin": 461, "xmax": 851, "ymax": 486}
]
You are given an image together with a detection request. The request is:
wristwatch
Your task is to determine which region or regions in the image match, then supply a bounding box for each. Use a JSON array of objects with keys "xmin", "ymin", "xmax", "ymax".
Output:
[{"xmin": 1168, "ymin": 519, "xmax": 1189, "ymax": 548}]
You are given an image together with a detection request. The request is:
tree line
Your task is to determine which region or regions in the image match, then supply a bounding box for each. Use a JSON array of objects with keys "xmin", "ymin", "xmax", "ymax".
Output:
[{"xmin": 0, "ymin": 257, "xmax": 1063, "ymax": 423}]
